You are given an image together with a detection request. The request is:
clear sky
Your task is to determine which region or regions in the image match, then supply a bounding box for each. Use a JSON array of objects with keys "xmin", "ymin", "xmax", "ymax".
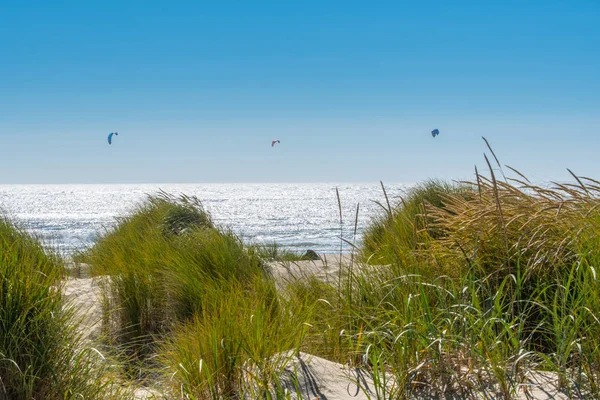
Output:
[{"xmin": 1, "ymin": 0, "xmax": 598, "ymax": 184}]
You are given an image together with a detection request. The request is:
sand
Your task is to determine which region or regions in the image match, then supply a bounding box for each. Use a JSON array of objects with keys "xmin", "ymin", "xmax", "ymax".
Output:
[
  {"xmin": 63, "ymin": 276, "xmax": 104, "ymax": 341},
  {"xmin": 268, "ymin": 253, "xmax": 353, "ymax": 285}
]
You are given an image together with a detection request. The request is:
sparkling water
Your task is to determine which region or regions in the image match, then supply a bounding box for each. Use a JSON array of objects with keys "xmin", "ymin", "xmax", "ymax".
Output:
[{"xmin": 0, "ymin": 183, "xmax": 409, "ymax": 256}]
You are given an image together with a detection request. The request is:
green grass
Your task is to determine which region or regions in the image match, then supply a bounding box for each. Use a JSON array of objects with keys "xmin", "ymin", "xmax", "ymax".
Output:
[
  {"xmin": 159, "ymin": 276, "xmax": 312, "ymax": 399},
  {"xmin": 360, "ymin": 179, "xmax": 474, "ymax": 269},
  {"xmin": 78, "ymin": 192, "xmax": 269, "ymax": 376},
  {"xmin": 290, "ymin": 161, "xmax": 600, "ymax": 397},
  {"xmin": 0, "ymin": 215, "xmax": 125, "ymax": 399},
  {"xmin": 63, "ymin": 149, "xmax": 600, "ymax": 398}
]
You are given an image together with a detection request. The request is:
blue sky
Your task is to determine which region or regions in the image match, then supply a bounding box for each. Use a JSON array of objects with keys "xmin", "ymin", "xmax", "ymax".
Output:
[{"xmin": 1, "ymin": 0, "xmax": 598, "ymax": 183}]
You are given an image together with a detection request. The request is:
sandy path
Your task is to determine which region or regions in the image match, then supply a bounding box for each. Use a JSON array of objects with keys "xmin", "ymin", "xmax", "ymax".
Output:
[
  {"xmin": 267, "ymin": 253, "xmax": 353, "ymax": 285},
  {"xmin": 63, "ymin": 276, "xmax": 104, "ymax": 341}
]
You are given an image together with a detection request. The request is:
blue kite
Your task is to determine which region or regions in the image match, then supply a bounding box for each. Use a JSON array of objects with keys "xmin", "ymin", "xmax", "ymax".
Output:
[
  {"xmin": 431, "ymin": 129, "xmax": 440, "ymax": 138},
  {"xmin": 107, "ymin": 132, "xmax": 119, "ymax": 145}
]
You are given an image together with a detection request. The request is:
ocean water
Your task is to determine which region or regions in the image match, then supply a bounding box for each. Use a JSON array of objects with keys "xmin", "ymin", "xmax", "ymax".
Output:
[{"xmin": 0, "ymin": 183, "xmax": 409, "ymax": 256}]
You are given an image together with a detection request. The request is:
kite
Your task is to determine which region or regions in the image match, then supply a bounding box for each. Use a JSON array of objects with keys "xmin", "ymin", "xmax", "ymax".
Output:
[
  {"xmin": 271, "ymin": 140, "xmax": 280, "ymax": 147},
  {"xmin": 108, "ymin": 132, "xmax": 119, "ymax": 145},
  {"xmin": 431, "ymin": 129, "xmax": 439, "ymax": 138}
]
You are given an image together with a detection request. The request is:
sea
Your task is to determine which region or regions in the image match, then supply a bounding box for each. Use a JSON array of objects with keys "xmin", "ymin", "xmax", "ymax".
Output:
[{"xmin": 0, "ymin": 183, "xmax": 410, "ymax": 258}]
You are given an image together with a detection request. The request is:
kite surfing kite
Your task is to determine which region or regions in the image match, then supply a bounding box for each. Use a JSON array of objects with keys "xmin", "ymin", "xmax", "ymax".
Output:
[
  {"xmin": 271, "ymin": 140, "xmax": 280, "ymax": 147},
  {"xmin": 107, "ymin": 132, "xmax": 118, "ymax": 145},
  {"xmin": 431, "ymin": 129, "xmax": 440, "ymax": 138}
]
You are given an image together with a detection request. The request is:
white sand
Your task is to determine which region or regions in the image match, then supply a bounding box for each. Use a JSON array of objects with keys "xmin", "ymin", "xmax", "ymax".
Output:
[
  {"xmin": 267, "ymin": 253, "xmax": 354, "ymax": 286},
  {"xmin": 62, "ymin": 276, "xmax": 104, "ymax": 341},
  {"xmin": 276, "ymin": 351, "xmax": 379, "ymax": 400}
]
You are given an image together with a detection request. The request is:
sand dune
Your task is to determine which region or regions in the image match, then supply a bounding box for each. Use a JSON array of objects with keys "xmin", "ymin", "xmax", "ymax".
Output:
[{"xmin": 62, "ymin": 258, "xmax": 572, "ymax": 399}]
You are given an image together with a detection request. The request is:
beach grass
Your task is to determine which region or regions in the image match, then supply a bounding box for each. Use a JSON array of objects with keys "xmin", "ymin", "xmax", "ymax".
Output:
[
  {"xmin": 286, "ymin": 157, "xmax": 600, "ymax": 397},
  {"xmin": 0, "ymin": 215, "xmax": 126, "ymax": 399},
  {"xmin": 158, "ymin": 276, "xmax": 313, "ymax": 399},
  {"xmin": 76, "ymin": 161, "xmax": 600, "ymax": 397},
  {"xmin": 77, "ymin": 192, "xmax": 269, "ymax": 377},
  {"xmin": 359, "ymin": 178, "xmax": 474, "ymax": 268}
]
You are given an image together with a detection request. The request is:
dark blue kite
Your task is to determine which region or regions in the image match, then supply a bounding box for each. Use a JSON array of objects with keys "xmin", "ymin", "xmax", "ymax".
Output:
[
  {"xmin": 107, "ymin": 132, "xmax": 119, "ymax": 145},
  {"xmin": 431, "ymin": 129, "xmax": 440, "ymax": 138}
]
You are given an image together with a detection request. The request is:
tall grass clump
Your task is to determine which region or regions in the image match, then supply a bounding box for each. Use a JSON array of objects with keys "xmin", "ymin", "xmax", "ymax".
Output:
[
  {"xmin": 81, "ymin": 192, "xmax": 317, "ymax": 395},
  {"xmin": 80, "ymin": 192, "xmax": 266, "ymax": 370},
  {"xmin": 299, "ymin": 144, "xmax": 600, "ymax": 397},
  {"xmin": 0, "ymin": 215, "xmax": 121, "ymax": 399},
  {"xmin": 360, "ymin": 179, "xmax": 474, "ymax": 268},
  {"xmin": 429, "ymin": 168, "xmax": 600, "ymax": 359},
  {"xmin": 159, "ymin": 276, "xmax": 314, "ymax": 399}
]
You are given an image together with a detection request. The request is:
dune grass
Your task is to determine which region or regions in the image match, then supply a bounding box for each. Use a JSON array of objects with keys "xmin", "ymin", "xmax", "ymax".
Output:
[
  {"xmin": 360, "ymin": 179, "xmax": 474, "ymax": 268},
  {"xmin": 78, "ymin": 192, "xmax": 269, "ymax": 377},
  {"xmin": 159, "ymin": 276, "xmax": 313, "ymax": 399},
  {"xmin": 149, "ymin": 164, "xmax": 600, "ymax": 397},
  {"xmin": 0, "ymin": 215, "xmax": 125, "ymax": 399},
  {"xmin": 288, "ymin": 155, "xmax": 600, "ymax": 397}
]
